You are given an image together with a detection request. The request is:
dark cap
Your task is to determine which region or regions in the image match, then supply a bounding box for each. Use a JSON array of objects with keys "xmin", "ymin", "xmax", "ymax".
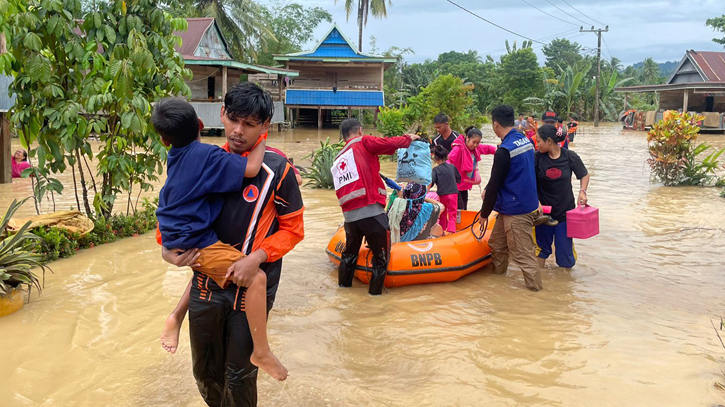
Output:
[{"xmin": 542, "ymin": 110, "xmax": 558, "ymax": 123}]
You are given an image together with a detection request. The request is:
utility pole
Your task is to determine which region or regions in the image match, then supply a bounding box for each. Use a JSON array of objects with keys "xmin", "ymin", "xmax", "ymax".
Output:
[{"xmin": 580, "ymin": 26, "xmax": 609, "ymax": 127}]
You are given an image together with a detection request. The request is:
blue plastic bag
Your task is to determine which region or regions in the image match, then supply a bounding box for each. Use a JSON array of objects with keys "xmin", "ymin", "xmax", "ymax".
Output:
[{"xmin": 396, "ymin": 140, "xmax": 432, "ymax": 185}]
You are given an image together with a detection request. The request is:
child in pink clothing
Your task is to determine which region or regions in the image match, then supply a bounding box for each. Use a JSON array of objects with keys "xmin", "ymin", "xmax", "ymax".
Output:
[
  {"xmin": 447, "ymin": 126, "xmax": 497, "ymax": 210},
  {"xmin": 430, "ymin": 146, "xmax": 460, "ymax": 234}
]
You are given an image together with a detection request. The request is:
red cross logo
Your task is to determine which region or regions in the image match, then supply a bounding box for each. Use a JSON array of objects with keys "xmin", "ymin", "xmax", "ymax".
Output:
[{"xmin": 338, "ymin": 159, "xmax": 347, "ymax": 171}]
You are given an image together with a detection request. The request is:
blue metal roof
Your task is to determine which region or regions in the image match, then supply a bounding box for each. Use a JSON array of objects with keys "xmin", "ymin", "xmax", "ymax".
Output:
[
  {"xmin": 300, "ymin": 28, "xmax": 366, "ymax": 59},
  {"xmin": 286, "ymin": 90, "xmax": 384, "ymax": 107},
  {"xmin": 307, "ymin": 44, "xmax": 362, "ymax": 58}
]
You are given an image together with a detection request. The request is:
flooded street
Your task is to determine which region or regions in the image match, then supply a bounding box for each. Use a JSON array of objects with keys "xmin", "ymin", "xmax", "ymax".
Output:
[{"xmin": 2, "ymin": 123, "xmax": 725, "ymax": 406}]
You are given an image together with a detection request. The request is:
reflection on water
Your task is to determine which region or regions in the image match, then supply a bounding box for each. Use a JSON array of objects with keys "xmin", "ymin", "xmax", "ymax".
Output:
[{"xmin": 2, "ymin": 123, "xmax": 725, "ymax": 406}]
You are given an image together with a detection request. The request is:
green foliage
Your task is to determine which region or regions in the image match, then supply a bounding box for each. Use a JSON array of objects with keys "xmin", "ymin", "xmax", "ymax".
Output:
[
  {"xmin": 34, "ymin": 198, "xmax": 158, "ymax": 264},
  {"xmin": 5, "ymin": 0, "xmax": 191, "ymax": 219},
  {"xmin": 0, "ymin": 199, "xmax": 49, "ymax": 299},
  {"xmin": 166, "ymin": 0, "xmax": 272, "ymax": 62},
  {"xmin": 255, "ymin": 1, "xmax": 332, "ymax": 66},
  {"xmin": 382, "ymin": 37, "xmax": 647, "ymax": 123},
  {"xmin": 400, "ymin": 61, "xmax": 438, "ymax": 97},
  {"xmin": 376, "ymin": 106, "xmax": 407, "ymax": 138},
  {"xmin": 706, "ymin": 14, "xmax": 725, "ymax": 47},
  {"xmin": 542, "ymin": 38, "xmax": 583, "ymax": 77},
  {"xmin": 500, "ymin": 47, "xmax": 543, "ymax": 113},
  {"xmin": 437, "ymin": 50, "xmax": 482, "ymax": 65},
  {"xmin": 301, "ymin": 138, "xmax": 345, "ymax": 189},
  {"xmin": 680, "ymin": 144, "xmax": 725, "ymax": 186},
  {"xmin": 336, "ymin": 0, "xmax": 390, "ymax": 52},
  {"xmin": 645, "ymin": 112, "xmax": 724, "ymax": 186},
  {"xmin": 640, "ymin": 57, "xmax": 663, "ymax": 85},
  {"xmin": 413, "ymin": 74, "xmax": 477, "ymax": 131}
]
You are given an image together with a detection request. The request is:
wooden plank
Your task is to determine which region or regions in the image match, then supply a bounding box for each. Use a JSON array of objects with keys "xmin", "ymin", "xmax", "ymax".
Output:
[
  {"xmin": 0, "ymin": 112, "xmax": 10, "ymax": 183},
  {"xmin": 683, "ymin": 89, "xmax": 689, "ymax": 112},
  {"xmin": 318, "ymin": 107, "xmax": 322, "ymax": 129},
  {"xmin": 222, "ymin": 66, "xmax": 228, "ymax": 97},
  {"xmin": 287, "ymin": 65, "xmax": 381, "ymax": 90},
  {"xmin": 0, "ymin": 34, "xmax": 9, "ymax": 184},
  {"xmin": 380, "ymin": 64, "xmax": 384, "ymax": 90}
]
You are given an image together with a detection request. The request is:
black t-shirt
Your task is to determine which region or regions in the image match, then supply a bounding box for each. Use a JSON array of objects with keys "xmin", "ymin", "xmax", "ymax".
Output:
[
  {"xmin": 534, "ymin": 149, "xmax": 587, "ymax": 222},
  {"xmin": 431, "ymin": 162, "xmax": 461, "ymax": 196},
  {"xmin": 214, "ymin": 151, "xmax": 304, "ymax": 253},
  {"xmin": 431, "ymin": 131, "xmax": 457, "ymax": 153}
]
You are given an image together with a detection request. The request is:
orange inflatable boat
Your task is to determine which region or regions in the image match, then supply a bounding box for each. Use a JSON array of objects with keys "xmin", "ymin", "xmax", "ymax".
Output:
[{"xmin": 326, "ymin": 210, "xmax": 495, "ymax": 288}]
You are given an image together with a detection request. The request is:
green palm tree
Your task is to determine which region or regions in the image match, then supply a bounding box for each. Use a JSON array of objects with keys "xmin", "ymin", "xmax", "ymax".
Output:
[
  {"xmin": 170, "ymin": 0, "xmax": 274, "ymax": 63},
  {"xmin": 641, "ymin": 57, "xmax": 662, "ymax": 84},
  {"xmin": 335, "ymin": 0, "xmax": 391, "ymax": 52}
]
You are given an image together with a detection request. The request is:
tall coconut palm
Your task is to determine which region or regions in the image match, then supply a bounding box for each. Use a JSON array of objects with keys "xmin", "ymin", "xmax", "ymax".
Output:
[
  {"xmin": 335, "ymin": 0, "xmax": 391, "ymax": 52},
  {"xmin": 641, "ymin": 57, "xmax": 662, "ymax": 84},
  {"xmin": 169, "ymin": 0, "xmax": 274, "ymax": 63}
]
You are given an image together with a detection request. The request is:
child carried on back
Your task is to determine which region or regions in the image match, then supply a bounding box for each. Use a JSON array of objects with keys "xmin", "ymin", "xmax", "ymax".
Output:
[{"xmin": 153, "ymin": 98, "xmax": 287, "ymax": 381}]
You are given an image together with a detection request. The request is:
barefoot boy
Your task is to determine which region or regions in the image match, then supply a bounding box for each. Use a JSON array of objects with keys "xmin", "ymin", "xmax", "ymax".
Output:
[{"xmin": 153, "ymin": 97, "xmax": 287, "ymax": 381}]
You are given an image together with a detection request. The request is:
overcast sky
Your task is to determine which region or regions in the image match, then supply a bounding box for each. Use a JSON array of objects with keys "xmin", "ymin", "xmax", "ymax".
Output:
[{"xmin": 261, "ymin": 0, "xmax": 725, "ymax": 66}]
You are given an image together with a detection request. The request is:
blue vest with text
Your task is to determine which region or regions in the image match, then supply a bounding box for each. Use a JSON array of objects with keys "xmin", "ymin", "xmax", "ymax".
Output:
[{"xmin": 494, "ymin": 129, "xmax": 538, "ymax": 215}]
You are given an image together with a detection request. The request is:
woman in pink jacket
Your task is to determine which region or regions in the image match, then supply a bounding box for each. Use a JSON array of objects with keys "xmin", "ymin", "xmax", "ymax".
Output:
[{"xmin": 447, "ymin": 126, "xmax": 496, "ymax": 210}]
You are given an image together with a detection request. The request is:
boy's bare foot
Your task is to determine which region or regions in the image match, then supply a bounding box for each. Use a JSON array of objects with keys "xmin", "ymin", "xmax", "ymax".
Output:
[
  {"xmin": 161, "ymin": 314, "xmax": 182, "ymax": 354},
  {"xmin": 251, "ymin": 349, "xmax": 288, "ymax": 381}
]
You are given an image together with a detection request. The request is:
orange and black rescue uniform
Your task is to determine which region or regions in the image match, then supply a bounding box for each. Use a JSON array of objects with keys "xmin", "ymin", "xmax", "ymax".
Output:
[{"xmin": 187, "ymin": 140, "xmax": 303, "ymax": 407}]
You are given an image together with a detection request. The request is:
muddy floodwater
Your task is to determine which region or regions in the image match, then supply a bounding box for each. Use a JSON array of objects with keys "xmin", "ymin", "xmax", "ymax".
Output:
[{"xmin": 1, "ymin": 123, "xmax": 725, "ymax": 406}]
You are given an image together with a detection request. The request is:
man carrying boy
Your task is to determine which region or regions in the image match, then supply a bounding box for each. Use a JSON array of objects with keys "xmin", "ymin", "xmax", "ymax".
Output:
[
  {"xmin": 334, "ymin": 118, "xmax": 419, "ymax": 295},
  {"xmin": 161, "ymin": 82, "xmax": 304, "ymax": 406}
]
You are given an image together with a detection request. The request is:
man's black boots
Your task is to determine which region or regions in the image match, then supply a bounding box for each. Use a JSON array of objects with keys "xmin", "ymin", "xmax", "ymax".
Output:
[{"xmin": 338, "ymin": 254, "xmax": 357, "ymax": 287}]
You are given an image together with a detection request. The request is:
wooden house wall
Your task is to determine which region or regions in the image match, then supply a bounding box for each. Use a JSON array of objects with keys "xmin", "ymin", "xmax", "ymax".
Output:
[
  {"xmin": 187, "ymin": 65, "xmax": 242, "ymax": 101},
  {"xmin": 670, "ymin": 59, "xmax": 703, "ymax": 84},
  {"xmin": 286, "ymin": 64, "xmax": 382, "ymax": 90},
  {"xmin": 659, "ymin": 90, "xmax": 725, "ymax": 112},
  {"xmin": 248, "ymin": 73, "xmax": 282, "ymax": 101}
]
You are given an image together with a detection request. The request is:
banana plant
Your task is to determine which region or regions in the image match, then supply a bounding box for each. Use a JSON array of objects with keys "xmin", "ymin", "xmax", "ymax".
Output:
[
  {"xmin": 560, "ymin": 62, "xmax": 591, "ymax": 118},
  {"xmin": 590, "ymin": 71, "xmax": 636, "ymax": 121}
]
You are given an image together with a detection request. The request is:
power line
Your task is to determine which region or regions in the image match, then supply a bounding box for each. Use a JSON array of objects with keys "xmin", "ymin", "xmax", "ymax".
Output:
[
  {"xmin": 580, "ymin": 26, "xmax": 609, "ymax": 127},
  {"xmin": 444, "ymin": 0, "xmax": 545, "ymax": 45},
  {"xmin": 602, "ymin": 36, "xmax": 614, "ymax": 61},
  {"xmin": 544, "ymin": 0, "xmax": 591, "ymax": 26},
  {"xmin": 518, "ymin": 0, "xmax": 579, "ymax": 27},
  {"xmin": 560, "ymin": 0, "xmax": 606, "ymax": 26},
  {"xmin": 484, "ymin": 31, "xmax": 587, "ymax": 57},
  {"xmin": 481, "ymin": 29, "xmax": 580, "ymax": 55}
]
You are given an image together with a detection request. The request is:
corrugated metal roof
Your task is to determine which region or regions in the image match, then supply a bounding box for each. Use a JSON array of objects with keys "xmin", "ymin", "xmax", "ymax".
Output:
[
  {"xmin": 302, "ymin": 29, "xmax": 365, "ymax": 58},
  {"xmin": 688, "ymin": 50, "xmax": 725, "ymax": 82},
  {"xmin": 174, "ymin": 18, "xmax": 215, "ymax": 58},
  {"xmin": 615, "ymin": 82, "xmax": 725, "ymax": 92},
  {"xmin": 285, "ymin": 89, "xmax": 384, "ymax": 107}
]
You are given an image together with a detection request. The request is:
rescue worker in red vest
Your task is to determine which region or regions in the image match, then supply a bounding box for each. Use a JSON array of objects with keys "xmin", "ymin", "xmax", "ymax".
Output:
[{"xmin": 334, "ymin": 118, "xmax": 420, "ymax": 295}]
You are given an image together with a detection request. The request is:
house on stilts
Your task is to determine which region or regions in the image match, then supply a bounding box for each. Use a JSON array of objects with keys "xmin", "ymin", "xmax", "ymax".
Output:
[
  {"xmin": 273, "ymin": 24, "xmax": 396, "ymax": 128},
  {"xmin": 176, "ymin": 18, "xmax": 299, "ymax": 132},
  {"xmin": 616, "ymin": 50, "xmax": 725, "ymax": 132}
]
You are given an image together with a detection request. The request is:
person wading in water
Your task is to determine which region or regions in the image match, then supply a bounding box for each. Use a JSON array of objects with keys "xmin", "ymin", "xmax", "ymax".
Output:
[{"xmin": 334, "ymin": 118, "xmax": 419, "ymax": 295}]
